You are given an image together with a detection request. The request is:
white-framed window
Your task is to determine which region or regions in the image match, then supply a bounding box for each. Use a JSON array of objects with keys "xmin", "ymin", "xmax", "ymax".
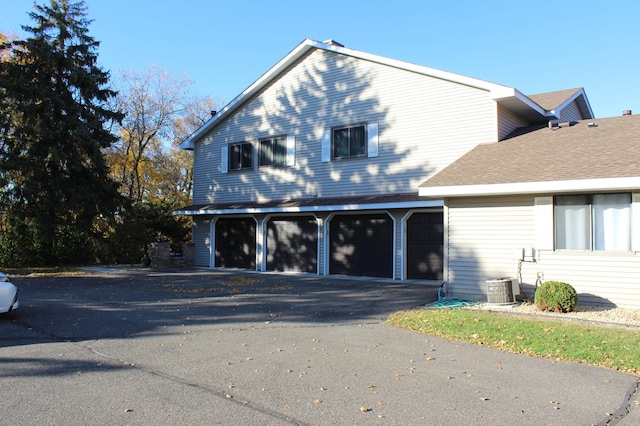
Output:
[
  {"xmin": 332, "ymin": 124, "xmax": 366, "ymax": 159},
  {"xmin": 321, "ymin": 122, "xmax": 378, "ymax": 162},
  {"xmin": 259, "ymin": 136, "xmax": 286, "ymax": 167},
  {"xmin": 228, "ymin": 142, "xmax": 253, "ymax": 171},
  {"xmin": 554, "ymin": 193, "xmax": 631, "ymax": 251}
]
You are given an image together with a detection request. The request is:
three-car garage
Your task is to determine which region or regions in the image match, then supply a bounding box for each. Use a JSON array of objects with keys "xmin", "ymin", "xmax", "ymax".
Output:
[{"xmin": 209, "ymin": 208, "xmax": 443, "ymax": 281}]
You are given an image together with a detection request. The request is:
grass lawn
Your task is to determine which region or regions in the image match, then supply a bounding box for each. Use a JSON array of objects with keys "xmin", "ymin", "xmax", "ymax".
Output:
[
  {"xmin": 1, "ymin": 267, "xmax": 91, "ymax": 276},
  {"xmin": 387, "ymin": 307, "xmax": 640, "ymax": 375}
]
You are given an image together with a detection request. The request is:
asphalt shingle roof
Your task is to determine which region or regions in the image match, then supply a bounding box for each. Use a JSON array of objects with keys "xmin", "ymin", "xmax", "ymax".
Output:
[
  {"xmin": 420, "ymin": 114, "xmax": 640, "ymax": 188},
  {"xmin": 527, "ymin": 88, "xmax": 583, "ymax": 110},
  {"xmin": 179, "ymin": 193, "xmax": 425, "ymax": 213}
]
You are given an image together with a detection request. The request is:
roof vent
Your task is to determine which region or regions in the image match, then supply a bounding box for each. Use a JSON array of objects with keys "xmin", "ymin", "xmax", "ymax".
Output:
[
  {"xmin": 210, "ymin": 110, "xmax": 217, "ymax": 117},
  {"xmin": 323, "ymin": 39, "xmax": 344, "ymax": 47},
  {"xmin": 623, "ymin": 110, "xmax": 632, "ymax": 116}
]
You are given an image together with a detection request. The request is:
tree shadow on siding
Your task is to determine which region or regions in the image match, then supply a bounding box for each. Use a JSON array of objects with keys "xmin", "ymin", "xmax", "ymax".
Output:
[
  {"xmin": 203, "ymin": 47, "xmax": 435, "ymax": 201},
  {"xmin": 198, "ymin": 47, "xmax": 445, "ymax": 276}
]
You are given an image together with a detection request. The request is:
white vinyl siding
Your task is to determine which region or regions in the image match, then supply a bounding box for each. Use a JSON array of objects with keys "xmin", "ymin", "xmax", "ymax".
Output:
[
  {"xmin": 446, "ymin": 194, "xmax": 640, "ymax": 308},
  {"xmin": 557, "ymin": 100, "xmax": 583, "ymax": 122},
  {"xmin": 445, "ymin": 196, "xmax": 534, "ymax": 300},
  {"xmin": 526, "ymin": 251, "xmax": 640, "ymax": 307},
  {"xmin": 191, "ymin": 48, "xmax": 497, "ymax": 205},
  {"xmin": 497, "ymin": 104, "xmax": 529, "ymax": 140},
  {"xmin": 192, "ymin": 217, "xmax": 213, "ymax": 267}
]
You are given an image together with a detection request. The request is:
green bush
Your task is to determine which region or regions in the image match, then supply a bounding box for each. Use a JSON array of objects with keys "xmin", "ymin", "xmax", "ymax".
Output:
[{"xmin": 535, "ymin": 281, "xmax": 578, "ymax": 313}]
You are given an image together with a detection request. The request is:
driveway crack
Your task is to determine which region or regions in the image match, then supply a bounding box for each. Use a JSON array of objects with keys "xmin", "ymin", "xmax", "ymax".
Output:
[{"xmin": 597, "ymin": 378, "xmax": 640, "ymax": 425}]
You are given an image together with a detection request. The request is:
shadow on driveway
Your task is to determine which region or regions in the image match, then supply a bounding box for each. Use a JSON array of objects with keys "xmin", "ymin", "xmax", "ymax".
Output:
[{"xmin": 1, "ymin": 268, "xmax": 438, "ymax": 347}]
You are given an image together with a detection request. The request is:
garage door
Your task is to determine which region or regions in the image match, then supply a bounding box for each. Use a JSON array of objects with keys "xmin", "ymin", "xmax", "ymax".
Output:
[
  {"xmin": 215, "ymin": 217, "xmax": 256, "ymax": 269},
  {"xmin": 329, "ymin": 213, "xmax": 393, "ymax": 278},
  {"xmin": 266, "ymin": 216, "xmax": 318, "ymax": 272},
  {"xmin": 406, "ymin": 212, "xmax": 443, "ymax": 280}
]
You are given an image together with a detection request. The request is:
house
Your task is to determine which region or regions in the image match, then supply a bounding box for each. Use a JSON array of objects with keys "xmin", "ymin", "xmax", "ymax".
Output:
[
  {"xmin": 178, "ymin": 38, "xmax": 638, "ymax": 307},
  {"xmin": 419, "ymin": 112, "xmax": 640, "ymax": 308}
]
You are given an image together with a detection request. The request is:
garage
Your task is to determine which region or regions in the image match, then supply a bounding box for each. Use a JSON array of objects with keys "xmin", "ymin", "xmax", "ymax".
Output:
[
  {"xmin": 329, "ymin": 213, "xmax": 393, "ymax": 278},
  {"xmin": 406, "ymin": 212, "xmax": 443, "ymax": 280},
  {"xmin": 214, "ymin": 217, "xmax": 256, "ymax": 269},
  {"xmin": 266, "ymin": 216, "xmax": 318, "ymax": 272}
]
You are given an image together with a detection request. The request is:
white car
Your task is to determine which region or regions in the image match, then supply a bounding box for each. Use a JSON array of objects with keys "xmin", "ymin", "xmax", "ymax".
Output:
[{"xmin": 0, "ymin": 272, "xmax": 19, "ymax": 313}]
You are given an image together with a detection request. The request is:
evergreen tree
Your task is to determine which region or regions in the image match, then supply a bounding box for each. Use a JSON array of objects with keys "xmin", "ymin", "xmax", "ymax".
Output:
[{"xmin": 0, "ymin": 0, "xmax": 123, "ymax": 266}]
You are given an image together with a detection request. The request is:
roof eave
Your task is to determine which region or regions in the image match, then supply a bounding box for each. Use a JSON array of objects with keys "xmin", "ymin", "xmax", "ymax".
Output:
[
  {"xmin": 180, "ymin": 39, "xmax": 527, "ymax": 149},
  {"xmin": 492, "ymin": 89, "xmax": 555, "ymax": 122},
  {"xmin": 180, "ymin": 39, "xmax": 321, "ymax": 150},
  {"xmin": 549, "ymin": 88, "xmax": 595, "ymax": 120},
  {"xmin": 418, "ymin": 177, "xmax": 640, "ymax": 198},
  {"xmin": 173, "ymin": 198, "xmax": 443, "ymax": 216}
]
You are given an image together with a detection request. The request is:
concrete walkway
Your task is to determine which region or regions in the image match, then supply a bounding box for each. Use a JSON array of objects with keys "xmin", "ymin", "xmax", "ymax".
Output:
[{"xmin": 1, "ymin": 268, "xmax": 638, "ymax": 425}]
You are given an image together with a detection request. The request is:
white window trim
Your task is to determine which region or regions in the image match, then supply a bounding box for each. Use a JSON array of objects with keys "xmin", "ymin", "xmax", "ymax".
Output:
[
  {"xmin": 534, "ymin": 196, "xmax": 553, "ymax": 250},
  {"xmin": 368, "ymin": 122, "xmax": 378, "ymax": 158},
  {"xmin": 286, "ymin": 134, "xmax": 296, "ymax": 166},
  {"xmin": 321, "ymin": 122, "xmax": 378, "ymax": 162},
  {"xmin": 632, "ymin": 193, "xmax": 640, "ymax": 251},
  {"xmin": 221, "ymin": 146, "xmax": 229, "ymax": 174},
  {"xmin": 540, "ymin": 193, "xmax": 637, "ymax": 252},
  {"xmin": 225, "ymin": 142, "xmax": 253, "ymax": 172}
]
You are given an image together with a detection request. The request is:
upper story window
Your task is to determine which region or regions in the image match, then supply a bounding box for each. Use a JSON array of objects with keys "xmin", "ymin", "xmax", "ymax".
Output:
[
  {"xmin": 554, "ymin": 193, "xmax": 631, "ymax": 251},
  {"xmin": 229, "ymin": 142, "xmax": 253, "ymax": 171},
  {"xmin": 332, "ymin": 124, "xmax": 366, "ymax": 159},
  {"xmin": 321, "ymin": 122, "xmax": 378, "ymax": 162},
  {"xmin": 259, "ymin": 136, "xmax": 286, "ymax": 167}
]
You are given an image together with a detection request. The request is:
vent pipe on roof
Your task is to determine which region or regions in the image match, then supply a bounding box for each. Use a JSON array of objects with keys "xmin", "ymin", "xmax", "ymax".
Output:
[
  {"xmin": 623, "ymin": 110, "xmax": 632, "ymax": 116},
  {"xmin": 323, "ymin": 39, "xmax": 344, "ymax": 47},
  {"xmin": 211, "ymin": 110, "xmax": 217, "ymax": 117},
  {"xmin": 548, "ymin": 121, "xmax": 574, "ymax": 129}
]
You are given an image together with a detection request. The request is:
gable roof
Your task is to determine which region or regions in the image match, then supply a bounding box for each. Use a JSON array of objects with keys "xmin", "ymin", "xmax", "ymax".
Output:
[
  {"xmin": 528, "ymin": 88, "xmax": 594, "ymax": 119},
  {"xmin": 419, "ymin": 114, "xmax": 640, "ymax": 197},
  {"xmin": 180, "ymin": 39, "xmax": 573, "ymax": 150}
]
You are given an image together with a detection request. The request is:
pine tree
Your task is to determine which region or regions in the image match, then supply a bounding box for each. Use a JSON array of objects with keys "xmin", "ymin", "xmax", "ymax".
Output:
[{"xmin": 0, "ymin": 0, "xmax": 123, "ymax": 265}]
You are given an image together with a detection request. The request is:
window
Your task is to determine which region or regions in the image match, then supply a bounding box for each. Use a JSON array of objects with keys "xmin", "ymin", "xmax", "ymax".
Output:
[
  {"xmin": 259, "ymin": 136, "xmax": 286, "ymax": 167},
  {"xmin": 332, "ymin": 124, "xmax": 366, "ymax": 159},
  {"xmin": 555, "ymin": 193, "xmax": 631, "ymax": 251},
  {"xmin": 229, "ymin": 142, "xmax": 253, "ymax": 171}
]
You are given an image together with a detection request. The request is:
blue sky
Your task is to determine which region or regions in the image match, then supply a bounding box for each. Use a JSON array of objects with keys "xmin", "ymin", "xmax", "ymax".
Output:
[{"xmin": 2, "ymin": 0, "xmax": 639, "ymax": 118}]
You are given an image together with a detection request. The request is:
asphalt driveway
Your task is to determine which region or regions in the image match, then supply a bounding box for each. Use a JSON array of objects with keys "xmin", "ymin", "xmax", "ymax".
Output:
[{"xmin": 1, "ymin": 268, "xmax": 638, "ymax": 425}]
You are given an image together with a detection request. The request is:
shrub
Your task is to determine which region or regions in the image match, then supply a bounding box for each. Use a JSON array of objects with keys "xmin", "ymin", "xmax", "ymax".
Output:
[{"xmin": 535, "ymin": 281, "xmax": 578, "ymax": 313}]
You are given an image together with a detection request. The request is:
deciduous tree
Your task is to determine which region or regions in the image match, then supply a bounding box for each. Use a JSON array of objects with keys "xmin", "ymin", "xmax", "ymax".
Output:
[{"xmin": 106, "ymin": 67, "xmax": 216, "ymax": 257}]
